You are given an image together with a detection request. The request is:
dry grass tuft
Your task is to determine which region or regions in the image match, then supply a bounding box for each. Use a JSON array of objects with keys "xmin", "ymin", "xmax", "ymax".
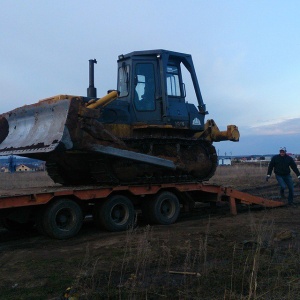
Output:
[{"xmin": 0, "ymin": 171, "xmax": 56, "ymax": 190}]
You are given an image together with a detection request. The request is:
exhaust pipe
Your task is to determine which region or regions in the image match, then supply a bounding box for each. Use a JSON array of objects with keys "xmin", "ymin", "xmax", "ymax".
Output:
[{"xmin": 87, "ymin": 59, "xmax": 97, "ymax": 98}]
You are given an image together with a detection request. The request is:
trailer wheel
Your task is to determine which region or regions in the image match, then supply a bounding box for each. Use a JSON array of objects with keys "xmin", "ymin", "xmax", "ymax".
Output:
[
  {"xmin": 146, "ymin": 191, "xmax": 180, "ymax": 225},
  {"xmin": 42, "ymin": 199, "xmax": 83, "ymax": 239},
  {"xmin": 93, "ymin": 195, "xmax": 135, "ymax": 232}
]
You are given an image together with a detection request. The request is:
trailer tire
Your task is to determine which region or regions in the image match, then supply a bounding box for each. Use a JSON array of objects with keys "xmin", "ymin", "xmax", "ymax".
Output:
[
  {"xmin": 147, "ymin": 191, "xmax": 180, "ymax": 225},
  {"xmin": 93, "ymin": 195, "xmax": 135, "ymax": 232},
  {"xmin": 42, "ymin": 199, "xmax": 83, "ymax": 239}
]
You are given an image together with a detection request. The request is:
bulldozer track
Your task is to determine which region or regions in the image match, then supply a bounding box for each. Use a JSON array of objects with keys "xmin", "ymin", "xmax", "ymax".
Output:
[{"xmin": 45, "ymin": 139, "xmax": 217, "ymax": 186}]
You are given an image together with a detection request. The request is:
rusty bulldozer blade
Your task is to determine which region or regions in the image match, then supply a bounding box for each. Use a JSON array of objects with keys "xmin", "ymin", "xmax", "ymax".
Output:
[{"xmin": 0, "ymin": 97, "xmax": 75, "ymax": 156}]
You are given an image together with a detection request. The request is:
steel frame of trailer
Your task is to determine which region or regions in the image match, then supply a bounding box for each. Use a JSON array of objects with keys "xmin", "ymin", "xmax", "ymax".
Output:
[{"xmin": 0, "ymin": 183, "xmax": 285, "ymax": 214}]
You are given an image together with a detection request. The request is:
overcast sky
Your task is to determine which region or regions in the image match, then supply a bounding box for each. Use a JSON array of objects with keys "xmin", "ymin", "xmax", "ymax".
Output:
[{"xmin": 1, "ymin": 0, "xmax": 300, "ymax": 155}]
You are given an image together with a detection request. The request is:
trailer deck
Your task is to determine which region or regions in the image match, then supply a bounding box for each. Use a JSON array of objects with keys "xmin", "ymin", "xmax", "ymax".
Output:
[{"xmin": 0, "ymin": 182, "xmax": 285, "ymax": 214}]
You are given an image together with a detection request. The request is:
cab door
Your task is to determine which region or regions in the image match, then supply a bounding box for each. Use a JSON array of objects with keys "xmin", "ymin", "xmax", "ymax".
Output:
[{"xmin": 132, "ymin": 61, "xmax": 162, "ymax": 123}]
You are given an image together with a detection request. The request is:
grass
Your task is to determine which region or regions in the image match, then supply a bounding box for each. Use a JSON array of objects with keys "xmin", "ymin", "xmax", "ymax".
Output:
[
  {"xmin": 0, "ymin": 257, "xmax": 73, "ymax": 300},
  {"xmin": 211, "ymin": 163, "xmax": 270, "ymax": 189},
  {"xmin": 70, "ymin": 214, "xmax": 300, "ymax": 300},
  {"xmin": 0, "ymin": 171, "xmax": 56, "ymax": 190}
]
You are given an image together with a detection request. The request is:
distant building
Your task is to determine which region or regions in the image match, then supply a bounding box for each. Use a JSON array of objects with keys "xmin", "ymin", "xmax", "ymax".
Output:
[
  {"xmin": 16, "ymin": 164, "xmax": 33, "ymax": 172},
  {"xmin": 0, "ymin": 157, "xmax": 45, "ymax": 172},
  {"xmin": 0, "ymin": 166, "xmax": 9, "ymax": 173},
  {"xmin": 218, "ymin": 157, "xmax": 232, "ymax": 166}
]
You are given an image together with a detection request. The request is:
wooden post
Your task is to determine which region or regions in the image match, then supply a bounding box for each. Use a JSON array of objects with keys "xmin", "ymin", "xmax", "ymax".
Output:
[{"xmin": 229, "ymin": 196, "xmax": 237, "ymax": 215}]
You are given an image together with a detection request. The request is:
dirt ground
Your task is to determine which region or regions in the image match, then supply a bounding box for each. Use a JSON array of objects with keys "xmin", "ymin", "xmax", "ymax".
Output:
[{"xmin": 1, "ymin": 165, "xmax": 300, "ymax": 299}]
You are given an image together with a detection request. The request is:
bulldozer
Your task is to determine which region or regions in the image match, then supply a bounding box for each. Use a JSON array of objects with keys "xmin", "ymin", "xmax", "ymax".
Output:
[{"xmin": 0, "ymin": 49, "xmax": 239, "ymax": 185}]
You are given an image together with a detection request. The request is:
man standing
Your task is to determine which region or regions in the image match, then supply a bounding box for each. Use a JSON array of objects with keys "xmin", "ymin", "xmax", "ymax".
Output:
[{"xmin": 266, "ymin": 147, "xmax": 300, "ymax": 206}]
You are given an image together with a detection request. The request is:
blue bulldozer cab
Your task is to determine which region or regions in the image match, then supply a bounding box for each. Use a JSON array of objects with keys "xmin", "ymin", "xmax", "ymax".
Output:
[{"xmin": 103, "ymin": 49, "xmax": 208, "ymax": 131}]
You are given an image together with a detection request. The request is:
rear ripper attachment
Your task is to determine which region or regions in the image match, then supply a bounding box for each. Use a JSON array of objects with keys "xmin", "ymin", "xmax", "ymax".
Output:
[{"xmin": 0, "ymin": 50, "xmax": 239, "ymax": 185}]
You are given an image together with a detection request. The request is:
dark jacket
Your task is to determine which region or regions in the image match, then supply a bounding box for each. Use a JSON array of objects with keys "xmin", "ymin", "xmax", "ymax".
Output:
[{"xmin": 267, "ymin": 154, "xmax": 300, "ymax": 176}]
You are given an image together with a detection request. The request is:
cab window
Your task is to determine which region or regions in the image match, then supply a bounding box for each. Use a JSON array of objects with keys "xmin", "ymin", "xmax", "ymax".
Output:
[
  {"xmin": 134, "ymin": 63, "xmax": 155, "ymax": 111},
  {"xmin": 117, "ymin": 64, "xmax": 130, "ymax": 97},
  {"xmin": 166, "ymin": 65, "xmax": 181, "ymax": 96}
]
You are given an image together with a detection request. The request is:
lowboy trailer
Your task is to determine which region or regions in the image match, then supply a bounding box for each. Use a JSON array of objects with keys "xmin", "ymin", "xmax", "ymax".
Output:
[{"xmin": 0, "ymin": 182, "xmax": 285, "ymax": 239}]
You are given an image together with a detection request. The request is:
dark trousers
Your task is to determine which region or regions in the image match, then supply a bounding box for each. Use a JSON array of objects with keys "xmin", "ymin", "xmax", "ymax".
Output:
[{"xmin": 275, "ymin": 174, "xmax": 294, "ymax": 204}]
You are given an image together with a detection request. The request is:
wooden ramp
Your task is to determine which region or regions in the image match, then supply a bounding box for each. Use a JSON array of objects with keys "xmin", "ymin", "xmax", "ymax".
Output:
[
  {"xmin": 178, "ymin": 183, "xmax": 286, "ymax": 215},
  {"xmin": 214, "ymin": 186, "xmax": 285, "ymax": 215}
]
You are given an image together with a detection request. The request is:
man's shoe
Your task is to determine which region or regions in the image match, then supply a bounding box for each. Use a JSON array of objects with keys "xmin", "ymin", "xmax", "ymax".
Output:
[{"xmin": 288, "ymin": 203, "xmax": 297, "ymax": 208}]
